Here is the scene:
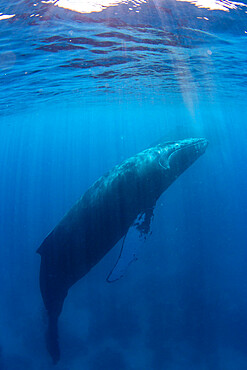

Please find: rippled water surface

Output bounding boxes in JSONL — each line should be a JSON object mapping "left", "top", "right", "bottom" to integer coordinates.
{"left": 1, "top": 0, "right": 247, "bottom": 113}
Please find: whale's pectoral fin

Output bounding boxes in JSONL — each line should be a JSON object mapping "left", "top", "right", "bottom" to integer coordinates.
{"left": 106, "top": 208, "right": 154, "bottom": 283}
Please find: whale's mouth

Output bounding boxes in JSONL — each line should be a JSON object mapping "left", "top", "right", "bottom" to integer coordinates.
{"left": 159, "top": 137, "right": 208, "bottom": 174}
{"left": 168, "top": 138, "right": 208, "bottom": 163}
{"left": 193, "top": 138, "right": 209, "bottom": 153}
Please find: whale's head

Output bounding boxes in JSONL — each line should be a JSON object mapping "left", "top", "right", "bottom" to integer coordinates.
{"left": 158, "top": 138, "right": 208, "bottom": 180}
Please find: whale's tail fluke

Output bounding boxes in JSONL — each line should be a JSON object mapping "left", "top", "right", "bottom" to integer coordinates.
{"left": 46, "top": 314, "right": 60, "bottom": 365}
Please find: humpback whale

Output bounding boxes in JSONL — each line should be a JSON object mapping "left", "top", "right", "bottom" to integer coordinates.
{"left": 37, "top": 138, "right": 208, "bottom": 363}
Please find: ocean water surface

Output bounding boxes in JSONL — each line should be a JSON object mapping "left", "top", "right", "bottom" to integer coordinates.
{"left": 0, "top": 0, "right": 247, "bottom": 369}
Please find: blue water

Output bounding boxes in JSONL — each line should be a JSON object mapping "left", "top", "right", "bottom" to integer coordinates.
{"left": 1, "top": 0, "right": 247, "bottom": 369}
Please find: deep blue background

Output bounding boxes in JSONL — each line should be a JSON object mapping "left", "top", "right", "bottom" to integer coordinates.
{"left": 0, "top": 101, "right": 247, "bottom": 369}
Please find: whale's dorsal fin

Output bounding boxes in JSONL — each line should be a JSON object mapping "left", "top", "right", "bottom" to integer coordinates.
{"left": 106, "top": 208, "right": 154, "bottom": 283}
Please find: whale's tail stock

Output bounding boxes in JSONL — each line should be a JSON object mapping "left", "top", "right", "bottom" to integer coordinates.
{"left": 46, "top": 313, "right": 60, "bottom": 364}
{"left": 38, "top": 243, "right": 68, "bottom": 365}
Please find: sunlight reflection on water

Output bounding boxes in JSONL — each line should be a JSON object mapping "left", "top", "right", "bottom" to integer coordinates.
{"left": 42, "top": 0, "right": 146, "bottom": 14}
{"left": 43, "top": 0, "right": 247, "bottom": 13}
